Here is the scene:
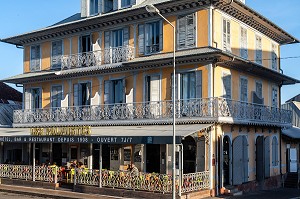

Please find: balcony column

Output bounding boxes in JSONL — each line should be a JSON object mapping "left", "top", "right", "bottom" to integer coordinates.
{"left": 28, "top": 143, "right": 31, "bottom": 165}
{"left": 88, "top": 143, "right": 93, "bottom": 169}
{"left": 50, "top": 143, "right": 53, "bottom": 164}
{"left": 99, "top": 144, "right": 102, "bottom": 188}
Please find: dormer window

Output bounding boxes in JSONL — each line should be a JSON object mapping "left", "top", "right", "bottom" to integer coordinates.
{"left": 90, "top": 0, "right": 99, "bottom": 15}
{"left": 121, "top": 0, "right": 131, "bottom": 8}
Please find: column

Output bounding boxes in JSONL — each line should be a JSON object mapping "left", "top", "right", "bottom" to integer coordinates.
{"left": 99, "top": 144, "right": 102, "bottom": 188}
{"left": 33, "top": 143, "right": 36, "bottom": 181}
{"left": 49, "top": 143, "right": 53, "bottom": 164}
{"left": 0, "top": 142, "right": 3, "bottom": 163}
{"left": 88, "top": 143, "right": 93, "bottom": 169}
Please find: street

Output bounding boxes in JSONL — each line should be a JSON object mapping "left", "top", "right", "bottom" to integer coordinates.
{"left": 210, "top": 188, "right": 300, "bottom": 199}
{"left": 0, "top": 192, "right": 54, "bottom": 199}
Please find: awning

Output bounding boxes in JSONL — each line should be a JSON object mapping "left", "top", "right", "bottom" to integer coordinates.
{"left": 0, "top": 124, "right": 213, "bottom": 144}
{"left": 282, "top": 126, "right": 300, "bottom": 139}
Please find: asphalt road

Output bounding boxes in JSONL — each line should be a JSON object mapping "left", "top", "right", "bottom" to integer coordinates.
{"left": 0, "top": 191, "right": 55, "bottom": 199}
{"left": 210, "top": 188, "right": 300, "bottom": 199}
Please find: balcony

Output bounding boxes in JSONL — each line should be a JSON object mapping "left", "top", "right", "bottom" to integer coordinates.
{"left": 61, "top": 46, "right": 135, "bottom": 70}
{"left": 13, "top": 98, "right": 292, "bottom": 127}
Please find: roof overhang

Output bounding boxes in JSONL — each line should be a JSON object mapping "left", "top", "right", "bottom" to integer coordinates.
{"left": 282, "top": 126, "right": 300, "bottom": 140}
{"left": 0, "top": 0, "right": 298, "bottom": 46}
{"left": 0, "top": 124, "right": 212, "bottom": 144}
{"left": 1, "top": 47, "right": 299, "bottom": 86}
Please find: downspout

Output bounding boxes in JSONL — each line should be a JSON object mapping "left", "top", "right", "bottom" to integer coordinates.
{"left": 279, "top": 82, "right": 283, "bottom": 184}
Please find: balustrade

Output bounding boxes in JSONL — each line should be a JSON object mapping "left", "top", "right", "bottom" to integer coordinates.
{"left": 13, "top": 98, "right": 292, "bottom": 126}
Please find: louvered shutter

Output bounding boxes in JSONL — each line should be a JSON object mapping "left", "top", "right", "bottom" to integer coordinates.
{"left": 195, "top": 70, "right": 202, "bottom": 99}
{"left": 264, "top": 137, "right": 270, "bottom": 178}
{"left": 272, "top": 44, "right": 277, "bottom": 70}
{"left": 104, "top": 31, "right": 110, "bottom": 49}
{"left": 24, "top": 88, "right": 31, "bottom": 110}
{"left": 138, "top": 24, "right": 145, "bottom": 55}
{"left": 240, "top": 78, "right": 248, "bottom": 102}
{"left": 52, "top": 41, "right": 62, "bottom": 69}
{"left": 226, "top": 20, "right": 231, "bottom": 51}
{"left": 122, "top": 79, "right": 126, "bottom": 103}
{"left": 81, "top": 0, "right": 87, "bottom": 17}
{"left": 73, "top": 84, "right": 79, "bottom": 106}
{"left": 255, "top": 82, "right": 262, "bottom": 98}
{"left": 272, "top": 87, "right": 278, "bottom": 107}
{"left": 30, "top": 46, "right": 36, "bottom": 71}
{"left": 113, "top": 0, "right": 118, "bottom": 10}
{"left": 150, "top": 76, "right": 160, "bottom": 102}
{"left": 241, "top": 27, "right": 248, "bottom": 59}
{"left": 256, "top": 35, "right": 262, "bottom": 64}
{"left": 171, "top": 73, "right": 180, "bottom": 100}
{"left": 159, "top": 20, "right": 163, "bottom": 51}
{"left": 223, "top": 19, "right": 231, "bottom": 52}
{"left": 123, "top": 27, "right": 129, "bottom": 46}
{"left": 223, "top": 74, "right": 231, "bottom": 99}
{"left": 177, "top": 15, "right": 186, "bottom": 49}
{"left": 186, "top": 13, "right": 195, "bottom": 48}
{"left": 104, "top": 80, "right": 111, "bottom": 104}
{"left": 223, "top": 19, "right": 227, "bottom": 51}
{"left": 242, "top": 136, "right": 248, "bottom": 183}
{"left": 86, "top": 82, "right": 91, "bottom": 105}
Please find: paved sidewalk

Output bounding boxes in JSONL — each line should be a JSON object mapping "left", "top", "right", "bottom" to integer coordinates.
{"left": 0, "top": 184, "right": 135, "bottom": 199}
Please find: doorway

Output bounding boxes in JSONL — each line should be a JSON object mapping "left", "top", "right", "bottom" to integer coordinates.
{"left": 146, "top": 144, "right": 160, "bottom": 173}
{"left": 53, "top": 143, "right": 62, "bottom": 166}
{"left": 223, "top": 136, "right": 231, "bottom": 185}
{"left": 182, "top": 136, "right": 196, "bottom": 174}
{"left": 289, "top": 148, "right": 298, "bottom": 172}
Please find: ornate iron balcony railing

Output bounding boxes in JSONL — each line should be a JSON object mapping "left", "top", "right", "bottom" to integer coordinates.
{"left": 13, "top": 98, "right": 292, "bottom": 127}
{"left": 61, "top": 46, "right": 135, "bottom": 70}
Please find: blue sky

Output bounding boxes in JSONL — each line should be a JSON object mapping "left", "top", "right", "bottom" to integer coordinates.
{"left": 0, "top": 0, "right": 300, "bottom": 103}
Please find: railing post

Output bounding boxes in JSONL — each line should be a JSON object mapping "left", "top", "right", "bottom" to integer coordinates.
{"left": 54, "top": 166, "right": 58, "bottom": 184}
{"left": 110, "top": 47, "right": 113, "bottom": 63}
{"left": 74, "top": 166, "right": 77, "bottom": 186}
{"left": 99, "top": 144, "right": 102, "bottom": 188}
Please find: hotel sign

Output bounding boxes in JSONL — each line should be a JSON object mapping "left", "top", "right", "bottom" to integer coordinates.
{"left": 30, "top": 126, "right": 91, "bottom": 136}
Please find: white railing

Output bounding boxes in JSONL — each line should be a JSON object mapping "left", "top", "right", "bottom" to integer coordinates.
{"left": 35, "top": 165, "right": 58, "bottom": 182}
{"left": 0, "top": 164, "right": 32, "bottom": 180}
{"left": 61, "top": 46, "right": 135, "bottom": 70}
{"left": 13, "top": 98, "right": 292, "bottom": 126}
{"left": 182, "top": 171, "right": 210, "bottom": 193}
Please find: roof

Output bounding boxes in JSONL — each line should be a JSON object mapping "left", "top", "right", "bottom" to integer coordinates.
{"left": 286, "top": 94, "right": 300, "bottom": 103}
{"left": 0, "top": 82, "right": 22, "bottom": 103}
{"left": 0, "top": 0, "right": 298, "bottom": 46}
{"left": 282, "top": 126, "right": 300, "bottom": 139}
{"left": 1, "top": 47, "right": 299, "bottom": 86}
{"left": 0, "top": 103, "right": 22, "bottom": 126}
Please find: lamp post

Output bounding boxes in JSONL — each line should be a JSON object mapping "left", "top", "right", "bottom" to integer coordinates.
{"left": 146, "top": 5, "right": 177, "bottom": 199}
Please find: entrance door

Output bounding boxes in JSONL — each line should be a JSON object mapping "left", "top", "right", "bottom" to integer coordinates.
{"left": 289, "top": 148, "right": 298, "bottom": 172}
{"left": 223, "top": 136, "right": 231, "bottom": 185}
{"left": 146, "top": 144, "right": 160, "bottom": 173}
{"left": 182, "top": 136, "right": 196, "bottom": 174}
{"left": 256, "top": 136, "right": 264, "bottom": 181}
{"left": 53, "top": 144, "right": 62, "bottom": 166}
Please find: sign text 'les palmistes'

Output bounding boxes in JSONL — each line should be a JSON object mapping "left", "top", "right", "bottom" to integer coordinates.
{"left": 30, "top": 126, "right": 92, "bottom": 136}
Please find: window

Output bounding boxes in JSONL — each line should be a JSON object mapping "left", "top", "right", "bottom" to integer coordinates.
{"left": 255, "top": 81, "right": 262, "bottom": 99}
{"left": 112, "top": 29, "right": 124, "bottom": 47}
{"left": 223, "top": 18, "right": 231, "bottom": 52}
{"left": 80, "top": 35, "right": 92, "bottom": 53}
{"left": 51, "top": 85, "right": 63, "bottom": 108}
{"left": 255, "top": 35, "right": 262, "bottom": 65}
{"left": 181, "top": 72, "right": 196, "bottom": 100}
{"left": 51, "top": 40, "right": 62, "bottom": 69}
{"left": 222, "top": 73, "right": 232, "bottom": 99}
{"left": 74, "top": 83, "right": 91, "bottom": 106}
{"left": 31, "top": 88, "right": 42, "bottom": 109}
{"left": 177, "top": 13, "right": 196, "bottom": 49}
{"left": 271, "top": 43, "right": 278, "bottom": 71}
{"left": 30, "top": 45, "right": 41, "bottom": 71}
{"left": 240, "top": 27, "right": 248, "bottom": 59}
{"left": 104, "top": 79, "right": 125, "bottom": 104}
{"left": 240, "top": 77, "right": 248, "bottom": 102}
{"left": 138, "top": 21, "right": 162, "bottom": 55}
{"left": 272, "top": 136, "right": 278, "bottom": 166}
{"left": 90, "top": 0, "right": 99, "bottom": 15}
{"left": 271, "top": 87, "right": 278, "bottom": 107}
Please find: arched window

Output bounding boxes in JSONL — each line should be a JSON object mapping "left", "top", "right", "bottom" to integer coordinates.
{"left": 272, "top": 136, "right": 279, "bottom": 166}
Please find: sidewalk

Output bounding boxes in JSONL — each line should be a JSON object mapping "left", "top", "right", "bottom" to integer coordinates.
{"left": 0, "top": 184, "right": 133, "bottom": 199}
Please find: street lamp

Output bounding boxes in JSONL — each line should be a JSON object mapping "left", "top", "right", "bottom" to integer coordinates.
{"left": 146, "top": 4, "right": 177, "bottom": 199}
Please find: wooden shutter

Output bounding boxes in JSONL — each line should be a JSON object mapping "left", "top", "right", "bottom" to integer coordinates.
{"left": 138, "top": 24, "right": 145, "bottom": 55}
{"left": 24, "top": 88, "right": 31, "bottom": 110}
{"left": 186, "top": 13, "right": 195, "bottom": 48}
{"left": 240, "top": 78, "right": 248, "bottom": 102}
{"left": 255, "top": 82, "right": 262, "bottom": 98}
{"left": 256, "top": 35, "right": 262, "bottom": 64}
{"left": 86, "top": 82, "right": 91, "bottom": 105}
{"left": 241, "top": 27, "right": 248, "bottom": 59}
{"left": 159, "top": 20, "right": 163, "bottom": 51}
{"left": 171, "top": 73, "right": 180, "bottom": 100}
{"left": 195, "top": 70, "right": 202, "bottom": 99}
{"left": 104, "top": 80, "right": 111, "bottom": 104}
{"left": 272, "top": 87, "right": 278, "bottom": 107}
{"left": 178, "top": 15, "right": 186, "bottom": 49}
{"left": 123, "top": 27, "right": 129, "bottom": 46}
{"left": 272, "top": 44, "right": 277, "bottom": 70}
{"left": 104, "top": 31, "right": 110, "bottom": 49}
{"left": 52, "top": 41, "right": 62, "bottom": 69}
{"left": 113, "top": 0, "right": 118, "bottom": 10}
{"left": 150, "top": 75, "right": 160, "bottom": 102}
{"left": 73, "top": 84, "right": 79, "bottom": 106}
{"left": 223, "top": 73, "right": 231, "bottom": 99}
{"left": 226, "top": 20, "right": 231, "bottom": 51}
